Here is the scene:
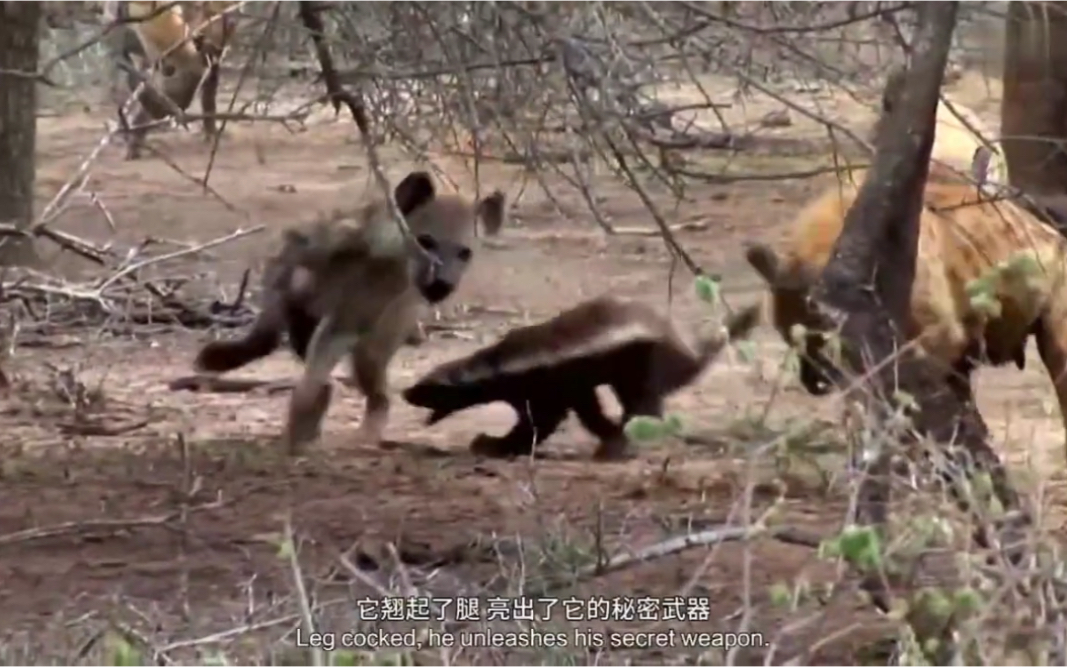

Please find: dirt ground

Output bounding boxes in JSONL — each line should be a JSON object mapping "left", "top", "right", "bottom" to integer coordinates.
{"left": 1, "top": 70, "right": 1063, "bottom": 665}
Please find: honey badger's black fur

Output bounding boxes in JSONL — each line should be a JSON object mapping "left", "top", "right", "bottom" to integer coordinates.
{"left": 402, "top": 296, "right": 763, "bottom": 460}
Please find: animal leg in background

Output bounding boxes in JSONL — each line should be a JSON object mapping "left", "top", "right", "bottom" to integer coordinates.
{"left": 186, "top": 4, "right": 236, "bottom": 141}
{"left": 198, "top": 55, "right": 222, "bottom": 140}
{"left": 283, "top": 314, "right": 358, "bottom": 454}
{"left": 118, "top": 2, "right": 210, "bottom": 160}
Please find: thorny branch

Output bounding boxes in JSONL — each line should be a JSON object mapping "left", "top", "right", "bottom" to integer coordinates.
{"left": 297, "top": 1, "right": 420, "bottom": 250}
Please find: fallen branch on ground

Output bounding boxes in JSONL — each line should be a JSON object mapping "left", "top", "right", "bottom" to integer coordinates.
{"left": 0, "top": 500, "right": 223, "bottom": 547}
{"left": 168, "top": 375, "right": 296, "bottom": 394}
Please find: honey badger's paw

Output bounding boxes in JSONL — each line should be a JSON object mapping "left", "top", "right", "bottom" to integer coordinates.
{"left": 469, "top": 433, "right": 527, "bottom": 459}
{"left": 592, "top": 435, "right": 635, "bottom": 462}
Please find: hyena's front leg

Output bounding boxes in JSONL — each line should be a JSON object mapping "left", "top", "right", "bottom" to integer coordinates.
{"left": 350, "top": 308, "right": 414, "bottom": 445}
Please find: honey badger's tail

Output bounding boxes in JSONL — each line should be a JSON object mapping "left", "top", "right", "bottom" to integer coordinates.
{"left": 693, "top": 301, "right": 763, "bottom": 371}
{"left": 194, "top": 294, "right": 287, "bottom": 374}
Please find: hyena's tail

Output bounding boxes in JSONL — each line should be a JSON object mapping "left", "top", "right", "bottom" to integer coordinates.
{"left": 194, "top": 299, "right": 286, "bottom": 374}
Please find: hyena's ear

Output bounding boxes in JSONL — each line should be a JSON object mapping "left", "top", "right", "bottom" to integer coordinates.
{"left": 477, "top": 190, "right": 507, "bottom": 237}
{"left": 394, "top": 171, "right": 437, "bottom": 216}
{"left": 745, "top": 243, "right": 781, "bottom": 285}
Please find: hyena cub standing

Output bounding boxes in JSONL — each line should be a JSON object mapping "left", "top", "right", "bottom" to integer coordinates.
{"left": 193, "top": 171, "right": 506, "bottom": 454}
{"left": 107, "top": 1, "right": 237, "bottom": 159}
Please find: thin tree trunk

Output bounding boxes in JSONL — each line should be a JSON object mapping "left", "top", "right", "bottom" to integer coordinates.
{"left": 1000, "top": 1, "right": 1067, "bottom": 195}
{"left": 0, "top": 1, "right": 41, "bottom": 266}
{"left": 811, "top": 3, "right": 1031, "bottom": 662}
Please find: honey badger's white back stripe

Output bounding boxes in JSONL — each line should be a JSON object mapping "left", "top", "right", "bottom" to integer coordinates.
{"left": 442, "top": 302, "right": 737, "bottom": 386}
{"left": 448, "top": 320, "right": 663, "bottom": 384}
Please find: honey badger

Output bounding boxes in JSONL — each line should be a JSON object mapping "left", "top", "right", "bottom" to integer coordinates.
{"left": 402, "top": 295, "right": 763, "bottom": 461}
{"left": 193, "top": 170, "right": 506, "bottom": 453}
{"left": 108, "top": 1, "right": 237, "bottom": 160}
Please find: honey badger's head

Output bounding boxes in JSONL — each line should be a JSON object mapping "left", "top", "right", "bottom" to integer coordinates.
{"left": 745, "top": 242, "right": 841, "bottom": 396}
{"left": 402, "top": 358, "right": 493, "bottom": 425}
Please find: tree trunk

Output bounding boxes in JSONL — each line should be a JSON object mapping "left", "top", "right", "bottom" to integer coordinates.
{"left": 1000, "top": 1, "right": 1067, "bottom": 195}
{"left": 811, "top": 3, "right": 1032, "bottom": 661}
{"left": 0, "top": 1, "right": 40, "bottom": 266}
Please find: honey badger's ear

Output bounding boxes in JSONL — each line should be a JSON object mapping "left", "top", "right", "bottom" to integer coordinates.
{"left": 394, "top": 171, "right": 436, "bottom": 216}
{"left": 745, "top": 243, "right": 781, "bottom": 285}
{"left": 477, "top": 190, "right": 507, "bottom": 237}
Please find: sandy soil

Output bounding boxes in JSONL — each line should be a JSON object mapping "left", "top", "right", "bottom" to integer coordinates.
{"left": 0, "top": 69, "right": 1060, "bottom": 665}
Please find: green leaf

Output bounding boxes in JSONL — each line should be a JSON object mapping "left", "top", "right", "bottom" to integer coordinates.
{"left": 694, "top": 275, "right": 721, "bottom": 304}
{"left": 964, "top": 274, "right": 995, "bottom": 300}
{"left": 332, "top": 650, "right": 360, "bottom": 667}
{"left": 277, "top": 535, "right": 296, "bottom": 560}
{"left": 107, "top": 635, "right": 143, "bottom": 667}
{"left": 837, "top": 524, "right": 882, "bottom": 571}
{"left": 624, "top": 416, "right": 672, "bottom": 442}
{"left": 1003, "top": 252, "right": 1040, "bottom": 278}
{"left": 817, "top": 536, "right": 842, "bottom": 560}
{"left": 915, "top": 587, "right": 953, "bottom": 623}
{"left": 953, "top": 586, "right": 982, "bottom": 615}
{"left": 970, "top": 471, "right": 993, "bottom": 498}
{"left": 768, "top": 582, "right": 793, "bottom": 608}
{"left": 663, "top": 413, "right": 684, "bottom": 435}
{"left": 892, "top": 390, "right": 918, "bottom": 412}
{"left": 968, "top": 292, "right": 1002, "bottom": 318}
